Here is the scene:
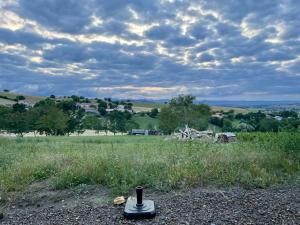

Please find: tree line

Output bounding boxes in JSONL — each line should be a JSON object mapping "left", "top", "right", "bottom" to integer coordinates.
{"left": 0, "top": 97, "right": 139, "bottom": 136}
{"left": 0, "top": 93, "right": 299, "bottom": 136}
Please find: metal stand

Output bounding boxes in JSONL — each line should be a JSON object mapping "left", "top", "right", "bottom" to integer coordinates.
{"left": 124, "top": 186, "right": 156, "bottom": 219}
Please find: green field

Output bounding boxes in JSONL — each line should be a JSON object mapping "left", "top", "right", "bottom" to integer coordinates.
{"left": 0, "top": 98, "right": 15, "bottom": 106}
{"left": 0, "top": 92, "right": 45, "bottom": 103}
{"left": 132, "top": 101, "right": 254, "bottom": 114}
{"left": 0, "top": 133, "right": 299, "bottom": 201}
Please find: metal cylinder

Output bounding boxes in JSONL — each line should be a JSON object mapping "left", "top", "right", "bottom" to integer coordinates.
{"left": 136, "top": 186, "right": 143, "bottom": 207}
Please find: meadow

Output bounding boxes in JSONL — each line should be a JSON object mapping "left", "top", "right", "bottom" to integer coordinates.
{"left": 0, "top": 133, "right": 299, "bottom": 201}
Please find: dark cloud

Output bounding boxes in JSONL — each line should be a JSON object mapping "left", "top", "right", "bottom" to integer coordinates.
{"left": 10, "top": 0, "right": 92, "bottom": 33}
{"left": 0, "top": 0, "right": 299, "bottom": 100}
{"left": 145, "top": 25, "right": 178, "bottom": 40}
{"left": 189, "top": 23, "right": 210, "bottom": 40}
{"left": 198, "top": 53, "right": 214, "bottom": 62}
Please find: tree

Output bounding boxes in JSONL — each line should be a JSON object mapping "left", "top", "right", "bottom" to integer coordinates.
{"left": 36, "top": 107, "right": 68, "bottom": 135}
{"left": 57, "top": 100, "right": 85, "bottom": 134}
{"left": 3, "top": 89, "right": 9, "bottom": 92}
{"left": 236, "top": 122, "right": 255, "bottom": 132}
{"left": 26, "top": 107, "right": 42, "bottom": 135}
{"left": 98, "top": 106, "right": 107, "bottom": 116}
{"left": 57, "top": 100, "right": 77, "bottom": 113}
{"left": 70, "top": 95, "right": 80, "bottom": 102}
{"left": 159, "top": 95, "right": 211, "bottom": 134}
{"left": 6, "top": 112, "right": 29, "bottom": 137}
{"left": 0, "top": 106, "right": 12, "bottom": 131}
{"left": 34, "top": 98, "right": 56, "bottom": 108}
{"left": 50, "top": 94, "right": 56, "bottom": 99}
{"left": 16, "top": 95, "right": 25, "bottom": 101}
{"left": 124, "top": 102, "right": 133, "bottom": 110}
{"left": 108, "top": 111, "right": 127, "bottom": 134}
{"left": 259, "top": 118, "right": 279, "bottom": 132}
{"left": 148, "top": 108, "right": 159, "bottom": 118}
{"left": 83, "top": 116, "right": 103, "bottom": 133}
{"left": 222, "top": 118, "right": 233, "bottom": 132}
{"left": 12, "top": 103, "right": 26, "bottom": 113}
{"left": 159, "top": 106, "right": 178, "bottom": 134}
{"left": 97, "top": 99, "right": 107, "bottom": 108}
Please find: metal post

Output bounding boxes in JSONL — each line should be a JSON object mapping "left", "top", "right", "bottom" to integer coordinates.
{"left": 136, "top": 186, "right": 143, "bottom": 207}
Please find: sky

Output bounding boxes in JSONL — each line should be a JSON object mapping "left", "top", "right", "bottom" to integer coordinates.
{"left": 0, "top": 0, "right": 300, "bottom": 101}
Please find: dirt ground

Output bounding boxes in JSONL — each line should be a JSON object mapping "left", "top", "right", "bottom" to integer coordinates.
{"left": 1, "top": 182, "right": 299, "bottom": 225}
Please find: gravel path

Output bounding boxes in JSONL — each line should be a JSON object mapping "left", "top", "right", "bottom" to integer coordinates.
{"left": 1, "top": 186, "right": 299, "bottom": 225}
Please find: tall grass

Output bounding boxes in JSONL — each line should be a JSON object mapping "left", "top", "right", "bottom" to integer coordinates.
{"left": 0, "top": 133, "right": 299, "bottom": 199}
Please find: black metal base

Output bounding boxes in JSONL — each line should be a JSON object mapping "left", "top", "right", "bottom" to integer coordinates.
{"left": 124, "top": 199, "right": 156, "bottom": 219}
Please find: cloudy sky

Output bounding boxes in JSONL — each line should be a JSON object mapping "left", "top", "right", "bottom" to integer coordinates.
{"left": 0, "top": 0, "right": 299, "bottom": 100}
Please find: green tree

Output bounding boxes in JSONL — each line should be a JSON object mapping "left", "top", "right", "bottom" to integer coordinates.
{"left": 236, "top": 122, "right": 255, "bottom": 132}
{"left": 16, "top": 95, "right": 25, "bottom": 101}
{"left": 148, "top": 108, "right": 159, "bottom": 118}
{"left": 159, "top": 106, "right": 178, "bottom": 134}
{"left": 259, "top": 118, "right": 279, "bottom": 132}
{"left": 222, "top": 118, "right": 233, "bottom": 132}
{"left": 108, "top": 111, "right": 127, "bottom": 135}
{"left": 159, "top": 95, "right": 211, "bottom": 134}
{"left": 36, "top": 107, "right": 68, "bottom": 135}
{"left": 97, "top": 99, "right": 107, "bottom": 108}
{"left": 98, "top": 107, "right": 107, "bottom": 116}
{"left": 0, "top": 106, "right": 12, "bottom": 131}
{"left": 12, "top": 103, "right": 26, "bottom": 113}
{"left": 26, "top": 107, "right": 42, "bottom": 136}
{"left": 6, "top": 112, "right": 29, "bottom": 137}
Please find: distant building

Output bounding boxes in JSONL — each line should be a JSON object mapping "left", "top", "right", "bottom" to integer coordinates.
{"left": 106, "top": 105, "right": 133, "bottom": 113}
{"left": 18, "top": 100, "right": 34, "bottom": 108}
{"left": 76, "top": 103, "right": 98, "bottom": 110}
{"left": 212, "top": 112, "right": 224, "bottom": 119}
{"left": 129, "top": 129, "right": 160, "bottom": 135}
{"left": 274, "top": 116, "right": 283, "bottom": 121}
{"left": 130, "top": 129, "right": 148, "bottom": 135}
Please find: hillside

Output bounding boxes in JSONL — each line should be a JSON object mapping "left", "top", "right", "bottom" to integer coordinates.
{"left": 0, "top": 91, "right": 45, "bottom": 103}
{"left": 0, "top": 92, "right": 254, "bottom": 114}
{"left": 132, "top": 101, "right": 253, "bottom": 114}
{"left": 0, "top": 98, "right": 16, "bottom": 106}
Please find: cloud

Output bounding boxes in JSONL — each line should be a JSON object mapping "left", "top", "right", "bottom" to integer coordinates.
{"left": 0, "top": 0, "right": 299, "bottom": 100}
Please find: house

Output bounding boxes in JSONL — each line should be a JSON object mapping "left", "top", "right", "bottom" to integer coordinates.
{"left": 129, "top": 129, "right": 160, "bottom": 135}
{"left": 106, "top": 104, "right": 133, "bottom": 113}
{"left": 212, "top": 112, "right": 224, "bottom": 119}
{"left": 18, "top": 100, "right": 34, "bottom": 108}
{"left": 130, "top": 129, "right": 148, "bottom": 135}
{"left": 274, "top": 116, "right": 283, "bottom": 121}
{"left": 76, "top": 102, "right": 98, "bottom": 110}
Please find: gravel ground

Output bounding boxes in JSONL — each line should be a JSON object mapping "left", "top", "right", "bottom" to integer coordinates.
{"left": 1, "top": 185, "right": 299, "bottom": 225}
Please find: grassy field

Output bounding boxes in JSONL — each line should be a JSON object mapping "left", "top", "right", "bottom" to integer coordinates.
{"left": 132, "top": 101, "right": 255, "bottom": 114}
{"left": 0, "top": 133, "right": 299, "bottom": 201}
{"left": 210, "top": 106, "right": 255, "bottom": 114}
{"left": 0, "top": 98, "right": 15, "bottom": 106}
{"left": 0, "top": 92, "right": 45, "bottom": 103}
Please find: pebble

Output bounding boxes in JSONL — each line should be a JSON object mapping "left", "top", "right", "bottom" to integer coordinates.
{"left": 1, "top": 187, "right": 299, "bottom": 225}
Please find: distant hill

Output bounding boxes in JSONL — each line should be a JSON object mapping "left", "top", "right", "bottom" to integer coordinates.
{"left": 0, "top": 91, "right": 45, "bottom": 103}
{"left": 131, "top": 101, "right": 253, "bottom": 113}
{"left": 0, "top": 98, "right": 16, "bottom": 106}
